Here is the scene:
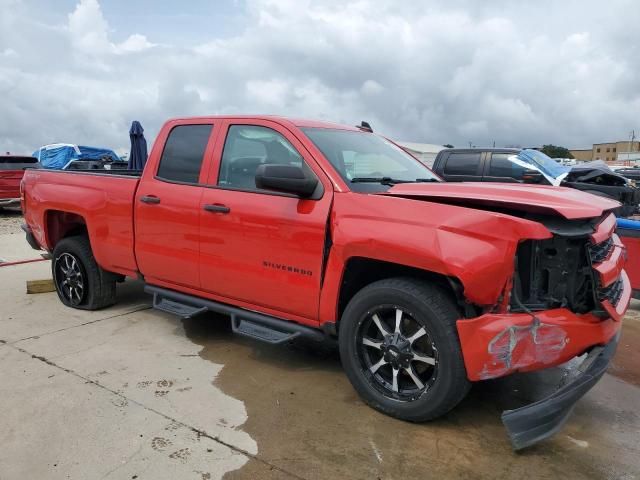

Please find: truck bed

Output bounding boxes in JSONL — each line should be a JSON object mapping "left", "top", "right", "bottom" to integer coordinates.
{"left": 21, "top": 168, "right": 141, "bottom": 277}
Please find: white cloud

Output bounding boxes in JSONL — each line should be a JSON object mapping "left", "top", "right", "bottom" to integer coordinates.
{"left": 361, "top": 80, "right": 384, "bottom": 96}
{"left": 68, "top": 0, "right": 154, "bottom": 56}
{"left": 117, "top": 34, "right": 156, "bottom": 54}
{"left": 67, "top": 0, "right": 112, "bottom": 55}
{"left": 0, "top": 0, "right": 639, "bottom": 155}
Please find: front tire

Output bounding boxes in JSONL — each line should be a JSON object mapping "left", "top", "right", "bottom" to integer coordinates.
{"left": 52, "top": 236, "right": 116, "bottom": 310}
{"left": 339, "top": 278, "right": 470, "bottom": 422}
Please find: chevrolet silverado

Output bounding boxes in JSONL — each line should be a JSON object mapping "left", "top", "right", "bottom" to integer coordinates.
{"left": 21, "top": 116, "right": 630, "bottom": 449}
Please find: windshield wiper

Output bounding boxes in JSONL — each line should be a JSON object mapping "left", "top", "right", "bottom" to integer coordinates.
{"left": 350, "top": 177, "right": 440, "bottom": 185}
{"left": 350, "top": 177, "right": 412, "bottom": 185}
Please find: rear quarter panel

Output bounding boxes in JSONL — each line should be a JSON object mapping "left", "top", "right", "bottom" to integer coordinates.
{"left": 23, "top": 170, "right": 139, "bottom": 276}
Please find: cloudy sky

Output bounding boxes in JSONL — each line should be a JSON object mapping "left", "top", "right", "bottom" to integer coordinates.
{"left": 1, "top": 0, "right": 638, "bottom": 155}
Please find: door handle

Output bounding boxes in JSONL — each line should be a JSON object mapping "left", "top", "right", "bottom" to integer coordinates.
{"left": 203, "top": 203, "right": 230, "bottom": 214}
{"left": 140, "top": 195, "right": 161, "bottom": 204}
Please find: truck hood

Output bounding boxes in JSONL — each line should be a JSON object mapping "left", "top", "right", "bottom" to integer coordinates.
{"left": 380, "top": 182, "right": 620, "bottom": 219}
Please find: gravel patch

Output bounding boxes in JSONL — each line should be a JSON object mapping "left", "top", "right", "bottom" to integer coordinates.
{"left": 0, "top": 209, "right": 24, "bottom": 235}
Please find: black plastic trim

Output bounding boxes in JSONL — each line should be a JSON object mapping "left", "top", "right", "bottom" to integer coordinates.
{"left": 501, "top": 331, "right": 620, "bottom": 450}
{"left": 21, "top": 223, "right": 41, "bottom": 251}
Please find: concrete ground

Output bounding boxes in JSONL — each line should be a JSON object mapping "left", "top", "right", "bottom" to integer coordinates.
{"left": 1, "top": 210, "right": 639, "bottom": 479}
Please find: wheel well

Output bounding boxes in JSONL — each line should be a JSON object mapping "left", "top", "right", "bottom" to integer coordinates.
{"left": 337, "top": 257, "right": 477, "bottom": 323}
{"left": 45, "top": 210, "right": 88, "bottom": 249}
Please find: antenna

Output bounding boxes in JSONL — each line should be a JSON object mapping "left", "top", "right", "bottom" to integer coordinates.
{"left": 357, "top": 121, "right": 373, "bottom": 132}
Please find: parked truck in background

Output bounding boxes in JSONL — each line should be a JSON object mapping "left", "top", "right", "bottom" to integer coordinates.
{"left": 431, "top": 148, "right": 640, "bottom": 217}
{"left": 0, "top": 154, "right": 39, "bottom": 209}
{"left": 21, "top": 116, "right": 630, "bottom": 449}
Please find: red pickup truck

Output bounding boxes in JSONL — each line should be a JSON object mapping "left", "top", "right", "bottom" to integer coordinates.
{"left": 21, "top": 116, "right": 630, "bottom": 449}
{"left": 0, "top": 155, "right": 38, "bottom": 209}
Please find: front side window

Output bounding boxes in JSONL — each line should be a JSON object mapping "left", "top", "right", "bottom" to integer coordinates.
{"left": 302, "top": 128, "right": 437, "bottom": 192}
{"left": 489, "top": 153, "right": 526, "bottom": 179}
{"left": 218, "top": 125, "right": 305, "bottom": 191}
{"left": 156, "top": 125, "right": 213, "bottom": 183}
{"left": 443, "top": 153, "right": 480, "bottom": 176}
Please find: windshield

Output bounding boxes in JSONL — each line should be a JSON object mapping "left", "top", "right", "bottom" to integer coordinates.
{"left": 509, "top": 149, "right": 570, "bottom": 186}
{"left": 302, "top": 128, "right": 439, "bottom": 192}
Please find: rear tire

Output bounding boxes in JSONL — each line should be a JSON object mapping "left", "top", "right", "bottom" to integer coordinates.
{"left": 52, "top": 236, "right": 117, "bottom": 310}
{"left": 339, "top": 277, "right": 470, "bottom": 422}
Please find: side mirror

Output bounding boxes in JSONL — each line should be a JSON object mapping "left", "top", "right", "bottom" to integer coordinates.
{"left": 522, "top": 169, "right": 544, "bottom": 184}
{"left": 255, "top": 164, "right": 318, "bottom": 198}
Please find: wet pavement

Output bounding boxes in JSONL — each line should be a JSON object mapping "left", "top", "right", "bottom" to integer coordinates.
{"left": 182, "top": 309, "right": 640, "bottom": 480}
{"left": 1, "top": 216, "right": 639, "bottom": 479}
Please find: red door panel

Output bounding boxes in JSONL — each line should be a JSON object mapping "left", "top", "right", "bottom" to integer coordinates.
{"left": 199, "top": 189, "right": 331, "bottom": 320}
{"left": 134, "top": 121, "right": 217, "bottom": 289}
{"left": 135, "top": 182, "right": 203, "bottom": 288}
{"left": 199, "top": 119, "right": 333, "bottom": 321}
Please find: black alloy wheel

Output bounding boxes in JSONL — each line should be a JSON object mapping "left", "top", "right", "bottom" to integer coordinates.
{"left": 357, "top": 305, "right": 438, "bottom": 400}
{"left": 51, "top": 235, "right": 117, "bottom": 310}
{"left": 339, "top": 278, "right": 470, "bottom": 422}
{"left": 54, "top": 252, "right": 86, "bottom": 306}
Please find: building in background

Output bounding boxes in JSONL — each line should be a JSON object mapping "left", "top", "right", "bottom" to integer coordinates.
{"left": 570, "top": 140, "right": 640, "bottom": 164}
{"left": 570, "top": 149, "right": 593, "bottom": 162}
{"left": 395, "top": 142, "right": 446, "bottom": 167}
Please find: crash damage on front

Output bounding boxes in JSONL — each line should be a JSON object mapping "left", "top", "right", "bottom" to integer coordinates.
{"left": 455, "top": 211, "right": 630, "bottom": 449}
{"left": 382, "top": 181, "right": 630, "bottom": 448}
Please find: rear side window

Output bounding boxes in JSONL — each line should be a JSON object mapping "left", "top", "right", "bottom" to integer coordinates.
{"left": 443, "top": 153, "right": 480, "bottom": 176}
{"left": 156, "top": 125, "right": 213, "bottom": 183}
{"left": 488, "top": 153, "right": 526, "bottom": 179}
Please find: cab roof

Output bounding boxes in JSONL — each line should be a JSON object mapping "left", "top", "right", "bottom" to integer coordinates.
{"left": 166, "top": 115, "right": 361, "bottom": 131}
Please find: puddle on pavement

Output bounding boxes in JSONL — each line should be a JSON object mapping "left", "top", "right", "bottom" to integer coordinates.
{"left": 181, "top": 311, "right": 640, "bottom": 479}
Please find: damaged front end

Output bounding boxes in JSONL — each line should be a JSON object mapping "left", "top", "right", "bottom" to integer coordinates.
{"left": 456, "top": 212, "right": 630, "bottom": 449}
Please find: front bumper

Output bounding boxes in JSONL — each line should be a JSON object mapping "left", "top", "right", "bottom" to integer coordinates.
{"left": 456, "top": 303, "right": 625, "bottom": 382}
{"left": 0, "top": 197, "right": 20, "bottom": 207}
{"left": 502, "top": 331, "right": 620, "bottom": 450}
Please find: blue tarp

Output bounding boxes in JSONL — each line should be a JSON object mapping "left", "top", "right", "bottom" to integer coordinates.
{"left": 617, "top": 218, "right": 640, "bottom": 231}
{"left": 33, "top": 144, "right": 120, "bottom": 170}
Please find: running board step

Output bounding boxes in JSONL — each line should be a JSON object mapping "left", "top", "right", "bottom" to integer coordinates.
{"left": 146, "top": 285, "right": 326, "bottom": 345}
{"left": 231, "top": 317, "right": 299, "bottom": 344}
{"left": 153, "top": 295, "right": 208, "bottom": 319}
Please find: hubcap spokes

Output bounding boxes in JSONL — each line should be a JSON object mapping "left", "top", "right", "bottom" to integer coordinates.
{"left": 359, "top": 307, "right": 438, "bottom": 398}
{"left": 55, "top": 253, "right": 85, "bottom": 306}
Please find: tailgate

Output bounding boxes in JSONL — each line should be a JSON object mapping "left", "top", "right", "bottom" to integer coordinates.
{"left": 0, "top": 170, "right": 24, "bottom": 199}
